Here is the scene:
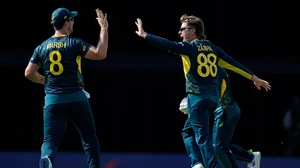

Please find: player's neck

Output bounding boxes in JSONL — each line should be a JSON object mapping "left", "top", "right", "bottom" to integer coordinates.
{"left": 54, "top": 29, "right": 70, "bottom": 37}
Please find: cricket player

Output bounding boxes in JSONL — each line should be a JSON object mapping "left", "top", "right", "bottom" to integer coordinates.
{"left": 24, "top": 7, "right": 108, "bottom": 168}
{"left": 180, "top": 67, "right": 261, "bottom": 168}
{"left": 135, "top": 15, "right": 271, "bottom": 168}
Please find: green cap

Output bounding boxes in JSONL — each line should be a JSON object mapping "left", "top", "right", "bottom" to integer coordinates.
{"left": 51, "top": 8, "right": 78, "bottom": 25}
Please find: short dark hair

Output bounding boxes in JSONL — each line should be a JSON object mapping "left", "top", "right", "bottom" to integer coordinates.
{"left": 52, "top": 17, "right": 73, "bottom": 30}
{"left": 180, "top": 14, "right": 206, "bottom": 40}
{"left": 52, "top": 21, "right": 65, "bottom": 30}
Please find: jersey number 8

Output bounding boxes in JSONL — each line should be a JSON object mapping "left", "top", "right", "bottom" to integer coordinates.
{"left": 49, "top": 50, "right": 82, "bottom": 75}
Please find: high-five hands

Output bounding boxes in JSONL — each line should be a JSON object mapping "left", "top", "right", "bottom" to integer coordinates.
{"left": 135, "top": 18, "right": 147, "bottom": 38}
{"left": 96, "top": 8, "right": 108, "bottom": 29}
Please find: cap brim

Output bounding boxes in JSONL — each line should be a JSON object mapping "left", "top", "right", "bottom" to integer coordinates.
{"left": 70, "top": 11, "right": 78, "bottom": 17}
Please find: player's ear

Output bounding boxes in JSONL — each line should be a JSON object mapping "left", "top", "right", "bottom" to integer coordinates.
{"left": 64, "top": 21, "right": 69, "bottom": 28}
{"left": 191, "top": 29, "right": 196, "bottom": 35}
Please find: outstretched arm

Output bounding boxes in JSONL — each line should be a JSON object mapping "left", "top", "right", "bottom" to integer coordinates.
{"left": 217, "top": 49, "right": 271, "bottom": 91}
{"left": 85, "top": 8, "right": 109, "bottom": 60}
{"left": 135, "top": 18, "right": 191, "bottom": 55}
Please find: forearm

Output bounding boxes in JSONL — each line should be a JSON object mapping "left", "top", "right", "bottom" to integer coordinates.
{"left": 142, "top": 33, "right": 189, "bottom": 54}
{"left": 251, "top": 75, "right": 262, "bottom": 83}
{"left": 144, "top": 34, "right": 173, "bottom": 49}
{"left": 96, "top": 28, "right": 108, "bottom": 58}
{"left": 27, "top": 72, "right": 45, "bottom": 85}
{"left": 218, "top": 58, "right": 254, "bottom": 80}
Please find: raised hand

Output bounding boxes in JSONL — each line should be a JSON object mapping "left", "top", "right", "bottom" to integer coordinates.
{"left": 95, "top": 8, "right": 108, "bottom": 29}
{"left": 135, "top": 18, "right": 147, "bottom": 38}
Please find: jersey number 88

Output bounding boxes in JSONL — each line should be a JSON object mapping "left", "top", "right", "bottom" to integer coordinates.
{"left": 197, "top": 53, "right": 217, "bottom": 77}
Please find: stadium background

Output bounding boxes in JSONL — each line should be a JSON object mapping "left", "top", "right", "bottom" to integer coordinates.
{"left": 0, "top": 0, "right": 299, "bottom": 167}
